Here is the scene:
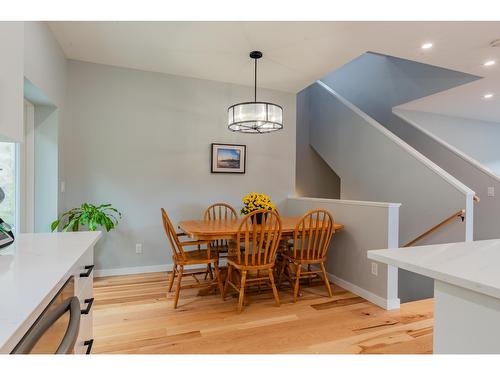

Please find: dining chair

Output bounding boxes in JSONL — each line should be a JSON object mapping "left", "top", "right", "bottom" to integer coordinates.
{"left": 223, "top": 209, "right": 282, "bottom": 313}
{"left": 202, "top": 203, "right": 238, "bottom": 279}
{"left": 161, "top": 208, "right": 224, "bottom": 308}
{"left": 204, "top": 202, "right": 238, "bottom": 256}
{"left": 278, "top": 209, "right": 335, "bottom": 302}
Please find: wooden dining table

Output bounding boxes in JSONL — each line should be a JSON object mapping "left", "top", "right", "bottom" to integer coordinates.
{"left": 178, "top": 216, "right": 344, "bottom": 241}
{"left": 178, "top": 216, "right": 344, "bottom": 295}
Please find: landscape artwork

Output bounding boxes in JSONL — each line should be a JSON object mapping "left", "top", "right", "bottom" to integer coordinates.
{"left": 211, "top": 143, "right": 246, "bottom": 173}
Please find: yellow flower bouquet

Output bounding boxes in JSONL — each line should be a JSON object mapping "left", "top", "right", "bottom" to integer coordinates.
{"left": 241, "top": 192, "right": 275, "bottom": 216}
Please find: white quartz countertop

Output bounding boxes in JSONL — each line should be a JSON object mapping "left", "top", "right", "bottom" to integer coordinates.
{"left": 368, "top": 239, "right": 500, "bottom": 300}
{"left": 0, "top": 232, "right": 102, "bottom": 353}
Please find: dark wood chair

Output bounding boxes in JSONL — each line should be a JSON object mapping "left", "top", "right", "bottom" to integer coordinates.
{"left": 223, "top": 209, "right": 282, "bottom": 313}
{"left": 161, "top": 208, "right": 224, "bottom": 308}
{"left": 278, "top": 209, "right": 335, "bottom": 302}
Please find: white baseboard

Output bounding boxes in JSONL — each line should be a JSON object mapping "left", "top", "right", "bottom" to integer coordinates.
{"left": 326, "top": 272, "right": 400, "bottom": 310}
{"left": 94, "top": 264, "right": 172, "bottom": 277}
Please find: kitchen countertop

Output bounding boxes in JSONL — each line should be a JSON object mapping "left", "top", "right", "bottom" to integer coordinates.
{"left": 368, "top": 239, "right": 500, "bottom": 300}
{"left": 0, "top": 232, "right": 102, "bottom": 353}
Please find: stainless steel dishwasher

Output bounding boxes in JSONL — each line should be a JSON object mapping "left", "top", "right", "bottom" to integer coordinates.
{"left": 11, "top": 277, "right": 81, "bottom": 354}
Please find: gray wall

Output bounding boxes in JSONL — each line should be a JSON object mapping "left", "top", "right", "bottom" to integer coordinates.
{"left": 395, "top": 109, "right": 500, "bottom": 176}
{"left": 296, "top": 90, "right": 341, "bottom": 199}
{"left": 320, "top": 52, "right": 479, "bottom": 137}
{"left": 301, "top": 82, "right": 472, "bottom": 302}
{"left": 394, "top": 109, "right": 500, "bottom": 242}
{"left": 62, "top": 60, "right": 296, "bottom": 271}
{"left": 286, "top": 197, "right": 400, "bottom": 309}
{"left": 316, "top": 52, "right": 479, "bottom": 302}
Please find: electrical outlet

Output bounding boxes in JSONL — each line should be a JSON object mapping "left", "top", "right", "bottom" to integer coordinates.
{"left": 135, "top": 243, "right": 143, "bottom": 254}
{"left": 371, "top": 262, "right": 378, "bottom": 276}
{"left": 60, "top": 181, "right": 66, "bottom": 193}
{"left": 488, "top": 187, "right": 495, "bottom": 197}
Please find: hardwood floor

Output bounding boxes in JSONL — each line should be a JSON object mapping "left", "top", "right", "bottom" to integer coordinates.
{"left": 92, "top": 271, "right": 434, "bottom": 354}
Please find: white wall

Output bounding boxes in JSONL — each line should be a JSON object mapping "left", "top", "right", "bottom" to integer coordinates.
{"left": 24, "top": 22, "right": 67, "bottom": 109}
{"left": 34, "top": 106, "right": 59, "bottom": 232}
{"left": 0, "top": 22, "right": 24, "bottom": 142}
{"left": 0, "top": 22, "right": 67, "bottom": 143}
{"left": 63, "top": 60, "right": 296, "bottom": 271}
{"left": 286, "top": 196, "right": 401, "bottom": 310}
{"left": 24, "top": 22, "right": 68, "bottom": 217}
{"left": 394, "top": 109, "right": 500, "bottom": 177}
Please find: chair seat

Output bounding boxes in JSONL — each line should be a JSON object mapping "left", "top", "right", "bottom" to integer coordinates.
{"left": 281, "top": 251, "right": 326, "bottom": 264}
{"left": 227, "top": 256, "right": 275, "bottom": 270}
{"left": 211, "top": 243, "right": 231, "bottom": 253}
{"left": 174, "top": 249, "right": 218, "bottom": 265}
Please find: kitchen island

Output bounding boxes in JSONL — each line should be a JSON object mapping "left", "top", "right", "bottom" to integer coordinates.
{"left": 0, "top": 232, "right": 102, "bottom": 354}
{"left": 368, "top": 239, "right": 500, "bottom": 354}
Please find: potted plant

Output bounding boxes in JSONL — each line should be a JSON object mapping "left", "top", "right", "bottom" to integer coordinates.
{"left": 241, "top": 192, "right": 275, "bottom": 224}
{"left": 51, "top": 203, "right": 122, "bottom": 232}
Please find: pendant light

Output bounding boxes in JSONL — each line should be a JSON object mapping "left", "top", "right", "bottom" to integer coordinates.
{"left": 228, "top": 51, "right": 283, "bottom": 133}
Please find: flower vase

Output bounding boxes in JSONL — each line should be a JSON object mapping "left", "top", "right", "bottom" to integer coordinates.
{"left": 254, "top": 212, "right": 264, "bottom": 225}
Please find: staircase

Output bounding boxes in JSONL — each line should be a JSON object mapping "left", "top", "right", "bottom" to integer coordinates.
{"left": 297, "top": 52, "right": 478, "bottom": 302}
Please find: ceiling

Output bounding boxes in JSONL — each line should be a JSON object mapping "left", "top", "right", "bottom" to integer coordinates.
{"left": 49, "top": 21, "right": 500, "bottom": 118}
{"left": 395, "top": 76, "right": 500, "bottom": 123}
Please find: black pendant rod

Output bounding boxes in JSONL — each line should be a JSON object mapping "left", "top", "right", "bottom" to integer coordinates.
{"left": 254, "top": 57, "right": 257, "bottom": 102}
{"left": 249, "top": 51, "right": 262, "bottom": 103}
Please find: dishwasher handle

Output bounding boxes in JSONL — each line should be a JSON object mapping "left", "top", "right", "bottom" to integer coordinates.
{"left": 12, "top": 296, "right": 81, "bottom": 354}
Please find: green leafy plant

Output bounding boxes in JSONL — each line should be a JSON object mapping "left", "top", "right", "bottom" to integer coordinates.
{"left": 51, "top": 203, "right": 122, "bottom": 232}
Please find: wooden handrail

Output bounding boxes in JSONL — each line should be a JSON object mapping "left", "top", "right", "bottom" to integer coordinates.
{"left": 403, "top": 195, "right": 479, "bottom": 248}
{"left": 403, "top": 209, "right": 465, "bottom": 248}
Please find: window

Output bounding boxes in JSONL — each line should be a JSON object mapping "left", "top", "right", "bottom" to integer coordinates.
{"left": 0, "top": 142, "right": 17, "bottom": 231}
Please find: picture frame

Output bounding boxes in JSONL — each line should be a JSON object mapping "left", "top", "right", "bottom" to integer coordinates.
{"left": 211, "top": 143, "right": 246, "bottom": 174}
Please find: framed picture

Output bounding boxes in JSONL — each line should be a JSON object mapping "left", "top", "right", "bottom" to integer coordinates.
{"left": 211, "top": 143, "right": 246, "bottom": 174}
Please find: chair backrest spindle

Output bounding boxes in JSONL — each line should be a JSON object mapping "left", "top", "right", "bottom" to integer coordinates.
{"left": 235, "top": 210, "right": 282, "bottom": 267}
{"left": 203, "top": 203, "right": 237, "bottom": 250}
{"left": 204, "top": 203, "right": 237, "bottom": 221}
{"left": 293, "top": 209, "right": 334, "bottom": 261}
{"left": 161, "top": 208, "right": 186, "bottom": 260}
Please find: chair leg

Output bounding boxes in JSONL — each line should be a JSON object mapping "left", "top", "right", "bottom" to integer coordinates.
{"left": 173, "top": 265, "right": 184, "bottom": 309}
{"left": 320, "top": 262, "right": 333, "bottom": 298}
{"left": 204, "top": 264, "right": 214, "bottom": 280}
{"left": 168, "top": 264, "right": 177, "bottom": 292}
{"left": 293, "top": 264, "right": 301, "bottom": 302}
{"left": 213, "top": 261, "right": 224, "bottom": 300}
{"left": 268, "top": 269, "right": 280, "bottom": 307}
{"left": 238, "top": 270, "right": 247, "bottom": 313}
{"left": 223, "top": 264, "right": 233, "bottom": 300}
{"left": 257, "top": 270, "right": 261, "bottom": 293}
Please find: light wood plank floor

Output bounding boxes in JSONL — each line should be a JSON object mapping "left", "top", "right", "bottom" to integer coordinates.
{"left": 93, "top": 271, "right": 434, "bottom": 354}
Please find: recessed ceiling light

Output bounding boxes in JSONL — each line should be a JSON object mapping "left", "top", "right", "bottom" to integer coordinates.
{"left": 484, "top": 60, "right": 496, "bottom": 66}
{"left": 421, "top": 42, "right": 433, "bottom": 50}
{"left": 484, "top": 93, "right": 494, "bottom": 99}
